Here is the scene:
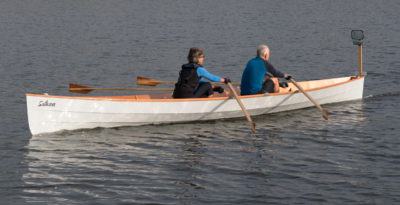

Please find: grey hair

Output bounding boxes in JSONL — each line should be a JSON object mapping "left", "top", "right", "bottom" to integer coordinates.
{"left": 187, "top": 47, "right": 204, "bottom": 64}
{"left": 257, "top": 45, "right": 270, "bottom": 58}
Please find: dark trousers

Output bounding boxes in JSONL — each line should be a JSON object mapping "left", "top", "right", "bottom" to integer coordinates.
{"left": 258, "top": 79, "right": 275, "bottom": 94}
{"left": 194, "top": 82, "right": 214, "bottom": 98}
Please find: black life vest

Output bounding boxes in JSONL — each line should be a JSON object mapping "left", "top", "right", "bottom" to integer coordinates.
{"left": 173, "top": 63, "right": 201, "bottom": 98}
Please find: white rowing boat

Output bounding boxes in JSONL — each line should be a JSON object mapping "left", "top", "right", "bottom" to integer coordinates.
{"left": 26, "top": 31, "right": 366, "bottom": 135}
{"left": 26, "top": 76, "right": 365, "bottom": 135}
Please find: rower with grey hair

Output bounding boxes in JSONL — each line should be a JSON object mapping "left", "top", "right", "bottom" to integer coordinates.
{"left": 240, "top": 44, "right": 291, "bottom": 95}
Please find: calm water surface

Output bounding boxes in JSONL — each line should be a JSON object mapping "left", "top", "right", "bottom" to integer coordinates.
{"left": 1, "top": 0, "right": 400, "bottom": 204}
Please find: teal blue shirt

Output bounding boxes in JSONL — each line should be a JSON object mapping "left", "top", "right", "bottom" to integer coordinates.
{"left": 240, "top": 57, "right": 266, "bottom": 95}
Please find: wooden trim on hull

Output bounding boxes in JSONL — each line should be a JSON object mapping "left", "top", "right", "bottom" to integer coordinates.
{"left": 26, "top": 76, "right": 364, "bottom": 102}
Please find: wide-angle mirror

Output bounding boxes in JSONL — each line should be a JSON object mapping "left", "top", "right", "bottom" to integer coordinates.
{"left": 351, "top": 30, "right": 364, "bottom": 45}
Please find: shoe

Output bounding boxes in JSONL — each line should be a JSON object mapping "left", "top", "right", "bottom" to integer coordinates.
{"left": 279, "top": 82, "right": 288, "bottom": 88}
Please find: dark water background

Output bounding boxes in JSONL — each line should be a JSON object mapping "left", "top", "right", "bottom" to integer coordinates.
{"left": 1, "top": 0, "right": 400, "bottom": 204}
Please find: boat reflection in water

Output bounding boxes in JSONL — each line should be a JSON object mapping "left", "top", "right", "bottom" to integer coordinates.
{"left": 21, "top": 96, "right": 371, "bottom": 203}
{"left": 21, "top": 123, "right": 219, "bottom": 203}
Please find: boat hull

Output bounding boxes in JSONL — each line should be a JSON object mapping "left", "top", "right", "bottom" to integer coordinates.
{"left": 26, "top": 76, "right": 364, "bottom": 135}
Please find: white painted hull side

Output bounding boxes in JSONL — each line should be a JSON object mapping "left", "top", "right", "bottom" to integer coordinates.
{"left": 26, "top": 76, "right": 364, "bottom": 135}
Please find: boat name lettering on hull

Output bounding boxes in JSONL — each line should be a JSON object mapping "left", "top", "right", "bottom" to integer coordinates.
{"left": 38, "top": 100, "right": 56, "bottom": 107}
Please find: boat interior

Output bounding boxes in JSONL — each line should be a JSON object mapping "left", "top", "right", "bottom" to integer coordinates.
{"left": 89, "top": 76, "right": 359, "bottom": 101}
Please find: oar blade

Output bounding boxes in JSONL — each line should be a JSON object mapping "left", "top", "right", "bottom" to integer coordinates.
{"left": 136, "top": 76, "right": 161, "bottom": 87}
{"left": 322, "top": 109, "right": 329, "bottom": 120}
{"left": 251, "top": 122, "right": 256, "bottom": 133}
{"left": 69, "top": 83, "right": 92, "bottom": 94}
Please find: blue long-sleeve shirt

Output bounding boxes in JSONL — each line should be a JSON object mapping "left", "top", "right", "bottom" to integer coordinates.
{"left": 264, "top": 60, "right": 284, "bottom": 78}
{"left": 197, "top": 66, "right": 222, "bottom": 82}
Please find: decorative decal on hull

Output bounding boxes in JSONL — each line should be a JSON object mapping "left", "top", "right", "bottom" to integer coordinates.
{"left": 38, "top": 100, "right": 56, "bottom": 107}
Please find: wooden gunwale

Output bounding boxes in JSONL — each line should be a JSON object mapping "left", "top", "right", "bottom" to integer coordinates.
{"left": 25, "top": 76, "right": 364, "bottom": 102}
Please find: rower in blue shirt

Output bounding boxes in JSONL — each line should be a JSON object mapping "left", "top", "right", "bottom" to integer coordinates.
{"left": 241, "top": 45, "right": 291, "bottom": 95}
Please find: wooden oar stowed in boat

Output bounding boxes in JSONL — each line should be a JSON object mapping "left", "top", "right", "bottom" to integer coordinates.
{"left": 137, "top": 76, "right": 240, "bottom": 87}
{"left": 69, "top": 83, "right": 173, "bottom": 94}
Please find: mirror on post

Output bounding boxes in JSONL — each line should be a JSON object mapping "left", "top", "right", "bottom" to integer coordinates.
{"left": 351, "top": 30, "right": 364, "bottom": 76}
{"left": 351, "top": 30, "right": 364, "bottom": 45}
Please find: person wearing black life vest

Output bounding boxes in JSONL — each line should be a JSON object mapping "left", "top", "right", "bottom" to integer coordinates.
{"left": 173, "top": 47, "right": 231, "bottom": 98}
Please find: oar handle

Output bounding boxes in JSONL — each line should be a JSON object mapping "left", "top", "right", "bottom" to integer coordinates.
{"left": 147, "top": 80, "right": 240, "bottom": 86}
{"left": 226, "top": 82, "right": 256, "bottom": 133}
{"left": 290, "top": 78, "right": 329, "bottom": 120}
{"left": 150, "top": 80, "right": 240, "bottom": 86}
{"left": 214, "top": 82, "right": 240, "bottom": 86}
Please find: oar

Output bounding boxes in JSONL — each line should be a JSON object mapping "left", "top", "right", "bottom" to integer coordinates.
{"left": 137, "top": 76, "right": 241, "bottom": 87}
{"left": 226, "top": 82, "right": 256, "bottom": 133}
{"left": 289, "top": 78, "right": 329, "bottom": 120}
{"left": 69, "top": 83, "right": 173, "bottom": 94}
{"left": 136, "top": 76, "right": 175, "bottom": 86}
